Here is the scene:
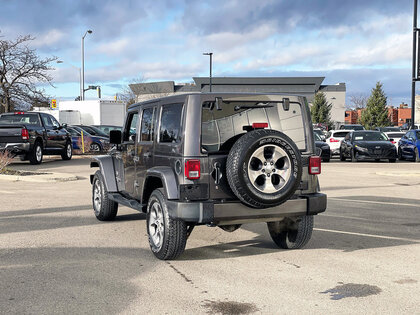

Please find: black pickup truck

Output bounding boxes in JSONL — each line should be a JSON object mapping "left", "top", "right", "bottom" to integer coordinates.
{"left": 0, "top": 111, "right": 73, "bottom": 164}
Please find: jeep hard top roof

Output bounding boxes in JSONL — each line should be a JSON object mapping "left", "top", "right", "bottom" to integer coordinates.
{"left": 128, "top": 92, "right": 306, "bottom": 109}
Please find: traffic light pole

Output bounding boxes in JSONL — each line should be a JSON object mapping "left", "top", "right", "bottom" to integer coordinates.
{"left": 412, "top": 0, "right": 418, "bottom": 129}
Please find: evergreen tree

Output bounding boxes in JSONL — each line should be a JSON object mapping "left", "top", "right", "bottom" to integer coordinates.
{"left": 310, "top": 92, "right": 333, "bottom": 129}
{"left": 359, "top": 81, "right": 390, "bottom": 130}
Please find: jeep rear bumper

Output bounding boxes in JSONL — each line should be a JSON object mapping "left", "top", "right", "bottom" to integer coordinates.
{"left": 166, "top": 193, "right": 327, "bottom": 225}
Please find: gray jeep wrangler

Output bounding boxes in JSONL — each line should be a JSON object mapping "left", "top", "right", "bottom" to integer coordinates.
{"left": 90, "top": 93, "right": 326, "bottom": 260}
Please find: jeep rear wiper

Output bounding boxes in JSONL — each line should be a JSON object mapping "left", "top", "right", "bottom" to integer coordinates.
{"left": 234, "top": 104, "right": 273, "bottom": 111}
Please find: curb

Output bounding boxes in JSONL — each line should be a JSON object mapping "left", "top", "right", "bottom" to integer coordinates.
{"left": 0, "top": 172, "right": 78, "bottom": 183}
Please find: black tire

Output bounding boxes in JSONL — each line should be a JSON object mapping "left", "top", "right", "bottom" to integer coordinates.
{"left": 389, "top": 159, "right": 396, "bottom": 163}
{"left": 375, "top": 159, "right": 380, "bottom": 162}
{"left": 339, "top": 149, "right": 346, "bottom": 161}
{"left": 90, "top": 143, "right": 101, "bottom": 152}
{"left": 322, "top": 157, "right": 330, "bottom": 162}
{"left": 92, "top": 170, "right": 118, "bottom": 221}
{"left": 29, "top": 142, "right": 43, "bottom": 165}
{"left": 147, "top": 189, "right": 187, "bottom": 260}
{"left": 398, "top": 148, "right": 405, "bottom": 160}
{"left": 267, "top": 215, "right": 314, "bottom": 249}
{"left": 415, "top": 148, "right": 420, "bottom": 163}
{"left": 351, "top": 149, "right": 357, "bottom": 162}
{"left": 226, "top": 130, "right": 302, "bottom": 208}
{"left": 61, "top": 142, "right": 73, "bottom": 160}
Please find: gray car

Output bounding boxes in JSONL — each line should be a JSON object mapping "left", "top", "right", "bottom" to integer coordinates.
{"left": 90, "top": 93, "right": 327, "bottom": 260}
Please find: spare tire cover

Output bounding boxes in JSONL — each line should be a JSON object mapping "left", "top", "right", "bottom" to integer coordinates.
{"left": 226, "top": 129, "right": 302, "bottom": 208}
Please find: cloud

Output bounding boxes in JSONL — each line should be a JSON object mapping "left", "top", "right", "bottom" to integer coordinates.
{"left": 1, "top": 0, "right": 415, "bottom": 106}
{"left": 95, "top": 38, "right": 131, "bottom": 56}
{"left": 180, "top": 0, "right": 410, "bottom": 35}
{"left": 32, "top": 29, "right": 66, "bottom": 48}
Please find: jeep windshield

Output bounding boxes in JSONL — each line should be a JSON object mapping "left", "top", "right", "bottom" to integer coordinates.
{"left": 201, "top": 99, "right": 307, "bottom": 153}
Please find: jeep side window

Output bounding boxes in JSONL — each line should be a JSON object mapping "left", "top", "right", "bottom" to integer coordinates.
{"left": 140, "top": 107, "right": 155, "bottom": 142}
{"left": 123, "top": 112, "right": 138, "bottom": 142}
{"left": 159, "top": 103, "right": 183, "bottom": 143}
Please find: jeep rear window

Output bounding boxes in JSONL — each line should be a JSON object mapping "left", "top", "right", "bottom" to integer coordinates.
{"left": 201, "top": 100, "right": 306, "bottom": 153}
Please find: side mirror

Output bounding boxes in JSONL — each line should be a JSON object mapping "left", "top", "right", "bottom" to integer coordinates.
{"left": 110, "top": 130, "right": 122, "bottom": 144}
{"left": 322, "top": 139, "right": 326, "bottom": 142}
{"left": 62, "top": 123, "right": 68, "bottom": 128}
{"left": 389, "top": 138, "right": 394, "bottom": 142}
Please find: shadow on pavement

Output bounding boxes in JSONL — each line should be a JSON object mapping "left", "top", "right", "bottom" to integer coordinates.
{"left": 0, "top": 205, "right": 92, "bottom": 218}
{"left": 0, "top": 208, "right": 145, "bottom": 234}
{"left": 0, "top": 246, "right": 154, "bottom": 314}
{"left": 182, "top": 209, "right": 419, "bottom": 260}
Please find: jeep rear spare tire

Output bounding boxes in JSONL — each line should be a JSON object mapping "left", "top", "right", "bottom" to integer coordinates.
{"left": 226, "top": 129, "right": 302, "bottom": 208}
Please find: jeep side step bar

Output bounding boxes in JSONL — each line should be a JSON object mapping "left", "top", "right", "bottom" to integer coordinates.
{"left": 108, "top": 193, "right": 143, "bottom": 211}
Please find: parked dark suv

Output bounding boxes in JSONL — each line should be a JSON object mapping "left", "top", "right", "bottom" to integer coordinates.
{"left": 0, "top": 111, "right": 72, "bottom": 164}
{"left": 90, "top": 93, "right": 327, "bottom": 260}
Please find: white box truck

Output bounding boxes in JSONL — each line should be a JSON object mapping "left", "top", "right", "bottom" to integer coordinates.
{"left": 58, "top": 100, "right": 126, "bottom": 126}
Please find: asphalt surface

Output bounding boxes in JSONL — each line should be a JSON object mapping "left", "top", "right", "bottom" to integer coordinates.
{"left": 1, "top": 156, "right": 419, "bottom": 314}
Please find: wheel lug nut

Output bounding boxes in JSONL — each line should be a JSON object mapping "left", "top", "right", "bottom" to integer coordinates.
{"left": 267, "top": 173, "right": 270, "bottom": 177}
{"left": 264, "top": 162, "right": 267, "bottom": 166}
{"left": 270, "top": 162, "right": 274, "bottom": 165}
{"left": 262, "top": 169, "right": 265, "bottom": 173}
{"left": 272, "top": 169, "right": 276, "bottom": 172}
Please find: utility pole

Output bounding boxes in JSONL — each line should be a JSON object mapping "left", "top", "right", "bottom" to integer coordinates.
{"left": 412, "top": 0, "right": 418, "bottom": 129}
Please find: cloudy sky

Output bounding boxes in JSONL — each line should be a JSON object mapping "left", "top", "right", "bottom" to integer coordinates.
{"left": 0, "top": 0, "right": 416, "bottom": 105}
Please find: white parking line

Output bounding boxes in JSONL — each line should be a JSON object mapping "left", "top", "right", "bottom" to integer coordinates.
{"left": 0, "top": 190, "right": 14, "bottom": 194}
{"left": 329, "top": 197, "right": 419, "bottom": 208}
{"left": 322, "top": 214, "right": 371, "bottom": 221}
{"left": 314, "top": 228, "right": 420, "bottom": 243}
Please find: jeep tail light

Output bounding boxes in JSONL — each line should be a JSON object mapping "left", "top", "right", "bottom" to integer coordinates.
{"left": 21, "top": 128, "right": 29, "bottom": 140}
{"left": 185, "top": 159, "right": 200, "bottom": 179}
{"left": 329, "top": 138, "right": 340, "bottom": 142}
{"left": 252, "top": 122, "right": 268, "bottom": 129}
{"left": 309, "top": 156, "right": 321, "bottom": 175}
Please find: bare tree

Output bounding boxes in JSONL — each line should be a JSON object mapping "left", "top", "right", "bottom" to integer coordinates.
{"left": 117, "top": 76, "right": 145, "bottom": 107}
{"left": 0, "top": 34, "right": 57, "bottom": 112}
{"left": 348, "top": 92, "right": 368, "bottom": 109}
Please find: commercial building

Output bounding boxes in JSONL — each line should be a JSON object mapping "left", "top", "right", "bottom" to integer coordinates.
{"left": 130, "top": 77, "right": 346, "bottom": 127}
{"left": 345, "top": 103, "right": 412, "bottom": 127}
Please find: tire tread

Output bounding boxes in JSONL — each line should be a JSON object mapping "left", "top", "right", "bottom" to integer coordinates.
{"left": 226, "top": 129, "right": 302, "bottom": 208}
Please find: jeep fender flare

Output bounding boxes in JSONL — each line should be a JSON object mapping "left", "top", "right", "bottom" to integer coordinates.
{"left": 90, "top": 156, "right": 118, "bottom": 192}
{"left": 144, "top": 167, "right": 179, "bottom": 200}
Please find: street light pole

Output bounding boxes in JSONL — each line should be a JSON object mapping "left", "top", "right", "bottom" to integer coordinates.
{"left": 81, "top": 30, "right": 92, "bottom": 101}
{"left": 412, "top": 0, "right": 418, "bottom": 129}
{"left": 203, "top": 52, "right": 213, "bottom": 92}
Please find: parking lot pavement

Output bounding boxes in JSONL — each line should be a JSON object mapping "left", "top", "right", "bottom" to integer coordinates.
{"left": 1, "top": 157, "right": 419, "bottom": 314}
